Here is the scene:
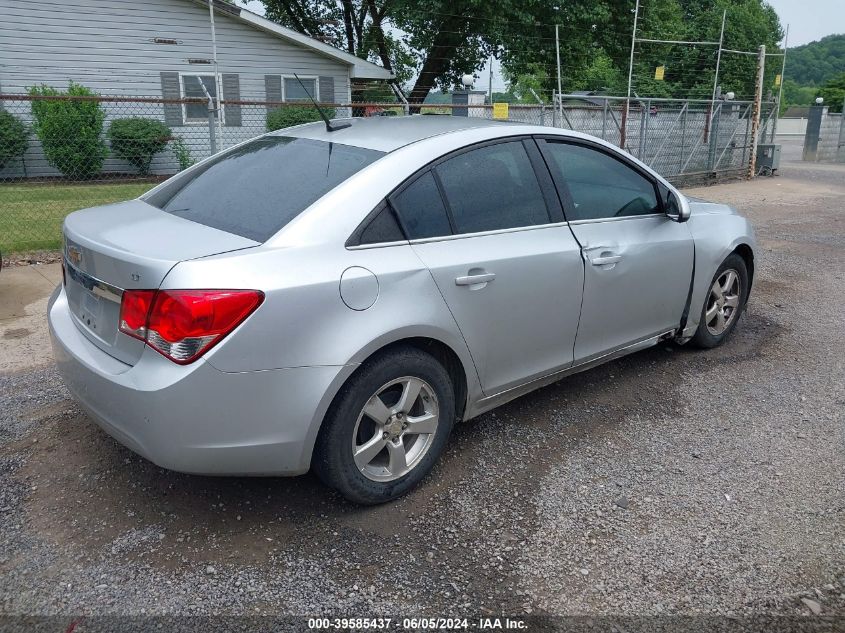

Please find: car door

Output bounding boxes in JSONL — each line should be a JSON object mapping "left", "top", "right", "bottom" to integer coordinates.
{"left": 390, "top": 139, "right": 584, "bottom": 395}
{"left": 538, "top": 138, "right": 694, "bottom": 363}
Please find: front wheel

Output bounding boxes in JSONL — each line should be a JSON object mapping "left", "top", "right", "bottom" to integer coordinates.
{"left": 690, "top": 253, "right": 749, "bottom": 348}
{"left": 313, "top": 346, "right": 455, "bottom": 505}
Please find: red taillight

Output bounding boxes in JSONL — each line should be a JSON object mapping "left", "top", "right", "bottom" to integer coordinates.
{"left": 119, "top": 289, "right": 264, "bottom": 364}
{"left": 119, "top": 290, "right": 156, "bottom": 340}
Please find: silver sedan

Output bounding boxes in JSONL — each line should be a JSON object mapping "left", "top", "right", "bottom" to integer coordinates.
{"left": 48, "top": 116, "right": 755, "bottom": 504}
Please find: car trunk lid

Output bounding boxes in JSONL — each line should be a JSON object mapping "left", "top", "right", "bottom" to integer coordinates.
{"left": 62, "top": 199, "right": 259, "bottom": 366}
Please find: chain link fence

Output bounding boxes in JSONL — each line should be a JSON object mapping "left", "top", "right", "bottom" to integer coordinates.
{"left": 0, "top": 92, "right": 776, "bottom": 253}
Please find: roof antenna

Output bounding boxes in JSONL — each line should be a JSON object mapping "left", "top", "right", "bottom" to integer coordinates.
{"left": 293, "top": 73, "right": 350, "bottom": 132}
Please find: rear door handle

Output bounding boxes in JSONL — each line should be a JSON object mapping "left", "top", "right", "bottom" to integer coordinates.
{"left": 455, "top": 272, "right": 496, "bottom": 286}
{"left": 590, "top": 254, "right": 622, "bottom": 266}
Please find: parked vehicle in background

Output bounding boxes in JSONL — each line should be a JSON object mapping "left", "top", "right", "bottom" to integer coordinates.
{"left": 48, "top": 116, "right": 755, "bottom": 504}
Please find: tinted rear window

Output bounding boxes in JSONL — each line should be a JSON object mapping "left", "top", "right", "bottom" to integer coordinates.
{"left": 147, "top": 136, "right": 384, "bottom": 242}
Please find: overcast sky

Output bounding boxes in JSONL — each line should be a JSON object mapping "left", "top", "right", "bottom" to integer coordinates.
{"left": 235, "top": 0, "right": 842, "bottom": 91}
{"left": 764, "top": 0, "right": 844, "bottom": 46}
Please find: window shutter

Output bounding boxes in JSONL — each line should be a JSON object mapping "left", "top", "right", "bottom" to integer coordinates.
{"left": 160, "top": 72, "right": 183, "bottom": 127}
{"left": 265, "top": 75, "right": 282, "bottom": 116}
{"left": 319, "top": 76, "right": 335, "bottom": 104}
{"left": 222, "top": 73, "right": 241, "bottom": 127}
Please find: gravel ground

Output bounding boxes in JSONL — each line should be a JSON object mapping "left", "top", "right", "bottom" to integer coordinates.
{"left": 0, "top": 159, "right": 843, "bottom": 625}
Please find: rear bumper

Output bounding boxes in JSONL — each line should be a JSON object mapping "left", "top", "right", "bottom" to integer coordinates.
{"left": 48, "top": 286, "right": 354, "bottom": 476}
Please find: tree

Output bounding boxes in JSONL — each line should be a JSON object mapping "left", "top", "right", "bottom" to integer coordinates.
{"left": 500, "top": 0, "right": 782, "bottom": 101}
{"left": 817, "top": 73, "right": 845, "bottom": 113}
{"left": 259, "top": 0, "right": 567, "bottom": 104}
{"left": 784, "top": 34, "right": 845, "bottom": 88}
{"left": 500, "top": 64, "right": 549, "bottom": 103}
{"left": 257, "top": 0, "right": 783, "bottom": 104}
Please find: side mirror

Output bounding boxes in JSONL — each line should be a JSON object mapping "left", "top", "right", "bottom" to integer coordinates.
{"left": 666, "top": 190, "right": 691, "bottom": 223}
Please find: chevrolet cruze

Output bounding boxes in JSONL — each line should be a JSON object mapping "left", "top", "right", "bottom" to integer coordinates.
{"left": 49, "top": 116, "right": 755, "bottom": 504}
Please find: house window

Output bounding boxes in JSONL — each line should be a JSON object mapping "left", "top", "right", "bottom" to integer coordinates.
{"left": 182, "top": 74, "right": 218, "bottom": 121}
{"left": 284, "top": 76, "right": 318, "bottom": 102}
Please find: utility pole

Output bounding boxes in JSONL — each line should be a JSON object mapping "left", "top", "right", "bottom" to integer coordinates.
{"left": 748, "top": 45, "right": 765, "bottom": 179}
{"left": 623, "top": 0, "right": 640, "bottom": 149}
{"left": 488, "top": 54, "right": 494, "bottom": 103}
{"left": 771, "top": 24, "right": 789, "bottom": 142}
{"left": 555, "top": 24, "right": 563, "bottom": 126}
{"left": 208, "top": 0, "right": 224, "bottom": 152}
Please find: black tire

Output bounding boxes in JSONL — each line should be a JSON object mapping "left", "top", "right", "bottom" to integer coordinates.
{"left": 690, "top": 253, "right": 749, "bottom": 349}
{"left": 313, "top": 346, "right": 455, "bottom": 505}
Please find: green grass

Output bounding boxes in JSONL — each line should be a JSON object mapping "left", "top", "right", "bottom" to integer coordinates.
{"left": 0, "top": 181, "right": 156, "bottom": 252}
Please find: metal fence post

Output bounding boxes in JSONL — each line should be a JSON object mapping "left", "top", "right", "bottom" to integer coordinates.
{"left": 679, "top": 102, "right": 687, "bottom": 173}
{"left": 601, "top": 99, "right": 608, "bottom": 140}
{"left": 207, "top": 104, "right": 217, "bottom": 155}
{"left": 741, "top": 104, "right": 751, "bottom": 168}
{"left": 638, "top": 102, "right": 647, "bottom": 158}
{"left": 838, "top": 97, "right": 845, "bottom": 162}
{"left": 708, "top": 102, "right": 721, "bottom": 171}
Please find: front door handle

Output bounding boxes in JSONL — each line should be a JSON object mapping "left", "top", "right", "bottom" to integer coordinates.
{"left": 455, "top": 272, "right": 496, "bottom": 286}
{"left": 584, "top": 246, "right": 622, "bottom": 267}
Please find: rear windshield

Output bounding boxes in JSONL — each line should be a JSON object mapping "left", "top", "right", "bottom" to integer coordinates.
{"left": 146, "top": 136, "right": 384, "bottom": 242}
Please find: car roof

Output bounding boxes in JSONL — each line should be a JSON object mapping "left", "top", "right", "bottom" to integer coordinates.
{"left": 271, "top": 115, "right": 524, "bottom": 152}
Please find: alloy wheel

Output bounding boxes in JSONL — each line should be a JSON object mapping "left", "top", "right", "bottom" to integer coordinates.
{"left": 705, "top": 268, "right": 741, "bottom": 336}
{"left": 352, "top": 377, "right": 440, "bottom": 482}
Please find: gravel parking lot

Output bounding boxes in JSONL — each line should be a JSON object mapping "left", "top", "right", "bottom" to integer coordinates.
{"left": 0, "top": 158, "right": 843, "bottom": 626}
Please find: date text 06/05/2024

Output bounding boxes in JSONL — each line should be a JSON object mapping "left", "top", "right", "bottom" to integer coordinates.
{"left": 306, "top": 617, "right": 528, "bottom": 630}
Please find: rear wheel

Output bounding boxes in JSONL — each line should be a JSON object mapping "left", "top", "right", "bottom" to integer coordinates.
{"left": 313, "top": 346, "right": 455, "bottom": 504}
{"left": 690, "top": 253, "right": 749, "bottom": 348}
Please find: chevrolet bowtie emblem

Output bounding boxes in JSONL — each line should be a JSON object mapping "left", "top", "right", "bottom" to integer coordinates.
{"left": 67, "top": 245, "right": 82, "bottom": 268}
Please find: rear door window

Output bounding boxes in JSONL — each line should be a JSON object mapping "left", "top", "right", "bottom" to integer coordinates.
{"left": 434, "top": 141, "right": 550, "bottom": 234}
{"left": 146, "top": 136, "right": 384, "bottom": 242}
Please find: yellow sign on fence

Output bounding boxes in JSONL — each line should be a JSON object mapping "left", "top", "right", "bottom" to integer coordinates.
{"left": 655, "top": 66, "right": 666, "bottom": 81}
{"left": 775, "top": 74, "right": 782, "bottom": 87}
{"left": 492, "top": 102, "right": 509, "bottom": 120}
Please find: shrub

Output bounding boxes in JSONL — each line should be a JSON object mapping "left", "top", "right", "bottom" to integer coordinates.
{"left": 108, "top": 118, "right": 172, "bottom": 175}
{"left": 0, "top": 110, "right": 28, "bottom": 169}
{"left": 266, "top": 105, "right": 336, "bottom": 131}
{"left": 170, "top": 136, "right": 194, "bottom": 171}
{"left": 28, "top": 81, "right": 107, "bottom": 179}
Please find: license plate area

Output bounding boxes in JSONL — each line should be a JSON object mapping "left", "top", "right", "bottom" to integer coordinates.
{"left": 64, "top": 256, "right": 124, "bottom": 346}
{"left": 80, "top": 288, "right": 103, "bottom": 332}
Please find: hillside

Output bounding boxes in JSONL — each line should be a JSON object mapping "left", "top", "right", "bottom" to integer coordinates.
{"left": 786, "top": 34, "right": 845, "bottom": 87}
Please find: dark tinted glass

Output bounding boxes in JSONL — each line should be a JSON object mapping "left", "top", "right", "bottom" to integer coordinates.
{"left": 149, "top": 137, "right": 384, "bottom": 242}
{"left": 391, "top": 171, "right": 452, "bottom": 239}
{"left": 358, "top": 206, "right": 405, "bottom": 244}
{"left": 183, "top": 76, "right": 217, "bottom": 121}
{"left": 435, "top": 141, "right": 549, "bottom": 234}
{"left": 284, "top": 77, "right": 317, "bottom": 101}
{"left": 544, "top": 142, "right": 659, "bottom": 221}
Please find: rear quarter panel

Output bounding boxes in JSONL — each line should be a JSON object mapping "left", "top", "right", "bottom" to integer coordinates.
{"left": 162, "top": 243, "right": 481, "bottom": 391}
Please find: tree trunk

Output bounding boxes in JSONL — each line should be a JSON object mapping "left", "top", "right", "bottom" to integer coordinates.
{"left": 340, "top": 0, "right": 356, "bottom": 54}
{"left": 366, "top": 0, "right": 393, "bottom": 73}
{"left": 407, "top": 26, "right": 467, "bottom": 111}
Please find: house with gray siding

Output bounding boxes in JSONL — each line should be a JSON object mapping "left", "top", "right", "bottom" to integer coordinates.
{"left": 0, "top": 0, "right": 393, "bottom": 177}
